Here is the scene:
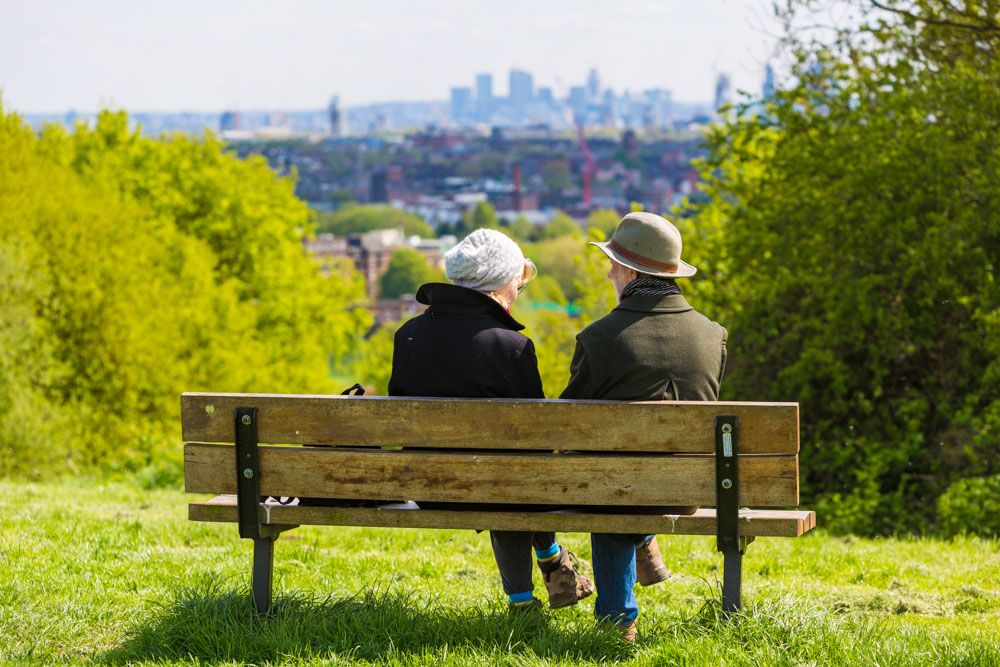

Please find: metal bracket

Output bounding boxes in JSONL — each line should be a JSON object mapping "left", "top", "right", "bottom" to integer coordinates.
{"left": 715, "top": 415, "right": 740, "bottom": 554}
{"left": 235, "top": 407, "right": 266, "bottom": 540}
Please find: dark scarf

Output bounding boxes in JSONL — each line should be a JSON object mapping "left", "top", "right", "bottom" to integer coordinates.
{"left": 620, "top": 274, "right": 682, "bottom": 300}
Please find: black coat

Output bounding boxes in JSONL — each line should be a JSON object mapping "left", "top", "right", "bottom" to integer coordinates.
{"left": 387, "top": 283, "right": 544, "bottom": 399}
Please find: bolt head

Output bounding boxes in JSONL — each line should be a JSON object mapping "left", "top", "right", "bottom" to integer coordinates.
{"left": 243, "top": 468, "right": 254, "bottom": 479}
{"left": 721, "top": 478, "right": 733, "bottom": 489}
{"left": 241, "top": 414, "right": 252, "bottom": 426}
{"left": 721, "top": 423, "right": 733, "bottom": 434}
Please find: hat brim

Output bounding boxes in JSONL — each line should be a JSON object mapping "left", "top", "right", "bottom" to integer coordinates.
{"left": 589, "top": 241, "right": 697, "bottom": 278}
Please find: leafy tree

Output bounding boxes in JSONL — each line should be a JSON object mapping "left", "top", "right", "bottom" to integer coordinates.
{"left": 680, "top": 0, "right": 999, "bottom": 534}
{"left": 0, "top": 106, "right": 371, "bottom": 478}
{"left": 540, "top": 211, "right": 583, "bottom": 240}
{"left": 379, "top": 247, "right": 442, "bottom": 298}
{"left": 507, "top": 215, "right": 535, "bottom": 242}
{"left": 317, "top": 204, "right": 434, "bottom": 238}
{"left": 587, "top": 208, "right": 621, "bottom": 236}
{"left": 459, "top": 201, "right": 501, "bottom": 236}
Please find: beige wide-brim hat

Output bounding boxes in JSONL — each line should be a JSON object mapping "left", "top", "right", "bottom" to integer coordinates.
{"left": 590, "top": 211, "right": 697, "bottom": 278}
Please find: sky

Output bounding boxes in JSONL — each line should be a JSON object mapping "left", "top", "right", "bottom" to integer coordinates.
{"left": 1, "top": 0, "right": 785, "bottom": 113}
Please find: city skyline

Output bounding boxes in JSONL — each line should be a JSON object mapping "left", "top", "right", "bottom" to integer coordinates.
{"left": 2, "top": 0, "right": 783, "bottom": 114}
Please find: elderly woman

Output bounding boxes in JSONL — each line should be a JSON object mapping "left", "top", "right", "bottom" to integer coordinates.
{"left": 387, "top": 229, "right": 592, "bottom": 610}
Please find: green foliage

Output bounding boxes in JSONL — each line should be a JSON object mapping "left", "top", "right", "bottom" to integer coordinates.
{"left": 572, "top": 228, "right": 618, "bottom": 329}
{"left": 507, "top": 214, "right": 535, "bottom": 242}
{"left": 680, "top": 1, "right": 999, "bottom": 533}
{"left": 937, "top": 475, "right": 1000, "bottom": 538}
{"left": 586, "top": 209, "right": 620, "bottom": 236}
{"left": 317, "top": 203, "right": 434, "bottom": 238}
{"left": 539, "top": 211, "right": 583, "bottom": 240}
{"left": 459, "top": 201, "right": 501, "bottom": 236}
{"left": 341, "top": 323, "right": 398, "bottom": 396}
{"left": 379, "top": 247, "right": 442, "bottom": 298}
{"left": 0, "top": 106, "right": 370, "bottom": 477}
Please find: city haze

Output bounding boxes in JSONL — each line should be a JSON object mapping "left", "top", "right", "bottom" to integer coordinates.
{"left": 2, "top": 0, "right": 779, "bottom": 113}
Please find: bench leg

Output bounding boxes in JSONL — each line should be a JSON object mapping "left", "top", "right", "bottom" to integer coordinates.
{"left": 252, "top": 535, "right": 275, "bottom": 614}
{"left": 722, "top": 548, "right": 742, "bottom": 613}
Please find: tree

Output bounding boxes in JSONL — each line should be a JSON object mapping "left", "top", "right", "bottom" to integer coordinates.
{"left": 587, "top": 208, "right": 621, "bottom": 236}
{"left": 459, "top": 201, "right": 501, "bottom": 236}
{"left": 0, "top": 105, "right": 371, "bottom": 478}
{"left": 540, "top": 211, "right": 583, "bottom": 240}
{"left": 680, "top": 0, "right": 1000, "bottom": 534}
{"left": 317, "top": 204, "right": 434, "bottom": 238}
{"left": 507, "top": 215, "right": 535, "bottom": 242}
{"left": 379, "top": 247, "right": 440, "bottom": 298}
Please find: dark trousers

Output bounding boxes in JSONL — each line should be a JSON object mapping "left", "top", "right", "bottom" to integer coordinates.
{"left": 417, "top": 501, "right": 558, "bottom": 596}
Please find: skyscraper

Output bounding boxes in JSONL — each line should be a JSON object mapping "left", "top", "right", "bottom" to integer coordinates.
{"left": 714, "top": 73, "right": 732, "bottom": 112}
{"left": 475, "top": 73, "right": 493, "bottom": 120}
{"left": 587, "top": 68, "right": 600, "bottom": 100}
{"left": 328, "top": 95, "right": 344, "bottom": 137}
{"left": 450, "top": 86, "right": 473, "bottom": 123}
{"left": 762, "top": 64, "right": 776, "bottom": 100}
{"left": 509, "top": 69, "right": 534, "bottom": 105}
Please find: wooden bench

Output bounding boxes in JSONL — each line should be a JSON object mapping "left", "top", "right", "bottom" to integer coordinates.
{"left": 183, "top": 392, "right": 815, "bottom": 615}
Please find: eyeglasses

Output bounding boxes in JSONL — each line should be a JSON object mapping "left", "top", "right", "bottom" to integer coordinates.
{"left": 516, "top": 282, "right": 527, "bottom": 294}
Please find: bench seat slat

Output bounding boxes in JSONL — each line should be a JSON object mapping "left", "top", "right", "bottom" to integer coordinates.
{"left": 189, "top": 495, "right": 816, "bottom": 537}
{"left": 185, "top": 443, "right": 800, "bottom": 507}
{"left": 181, "top": 393, "right": 799, "bottom": 455}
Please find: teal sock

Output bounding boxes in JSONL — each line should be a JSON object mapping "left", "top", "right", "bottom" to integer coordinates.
{"left": 509, "top": 591, "right": 535, "bottom": 606}
{"left": 535, "top": 542, "right": 560, "bottom": 563}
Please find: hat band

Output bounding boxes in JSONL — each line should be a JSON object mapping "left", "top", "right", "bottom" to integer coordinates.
{"left": 608, "top": 240, "right": 678, "bottom": 273}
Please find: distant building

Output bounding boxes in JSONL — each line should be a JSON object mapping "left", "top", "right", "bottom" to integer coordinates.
{"left": 714, "top": 73, "right": 732, "bottom": 113}
{"left": 762, "top": 64, "right": 776, "bottom": 100}
{"left": 450, "top": 86, "right": 473, "bottom": 123}
{"left": 219, "top": 110, "right": 241, "bottom": 132}
{"left": 509, "top": 69, "right": 534, "bottom": 106}
{"left": 306, "top": 229, "right": 452, "bottom": 302}
{"left": 537, "top": 86, "right": 554, "bottom": 104}
{"left": 328, "top": 95, "right": 344, "bottom": 137}
{"left": 370, "top": 171, "right": 389, "bottom": 203}
{"left": 587, "top": 68, "right": 601, "bottom": 100}
{"left": 475, "top": 73, "right": 493, "bottom": 119}
{"left": 569, "top": 86, "right": 587, "bottom": 120}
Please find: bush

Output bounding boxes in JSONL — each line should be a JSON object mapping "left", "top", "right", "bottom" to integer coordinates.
{"left": 937, "top": 475, "right": 1000, "bottom": 538}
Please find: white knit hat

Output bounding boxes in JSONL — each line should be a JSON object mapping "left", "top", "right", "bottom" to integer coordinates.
{"left": 444, "top": 229, "right": 526, "bottom": 293}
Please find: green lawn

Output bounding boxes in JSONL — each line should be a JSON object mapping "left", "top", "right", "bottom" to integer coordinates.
{"left": 1, "top": 480, "right": 997, "bottom": 666}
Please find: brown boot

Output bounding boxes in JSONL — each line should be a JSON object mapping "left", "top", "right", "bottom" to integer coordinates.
{"left": 542, "top": 547, "right": 595, "bottom": 609}
{"left": 618, "top": 621, "right": 637, "bottom": 643}
{"left": 635, "top": 537, "right": 670, "bottom": 587}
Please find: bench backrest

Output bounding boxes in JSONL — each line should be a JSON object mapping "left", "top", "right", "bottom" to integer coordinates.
{"left": 183, "top": 393, "right": 800, "bottom": 508}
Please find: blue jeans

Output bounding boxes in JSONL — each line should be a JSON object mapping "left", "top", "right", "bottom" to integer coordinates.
{"left": 590, "top": 533, "right": 653, "bottom": 625}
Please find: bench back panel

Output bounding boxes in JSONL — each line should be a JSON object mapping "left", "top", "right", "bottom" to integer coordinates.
{"left": 185, "top": 443, "right": 799, "bottom": 507}
{"left": 181, "top": 393, "right": 799, "bottom": 455}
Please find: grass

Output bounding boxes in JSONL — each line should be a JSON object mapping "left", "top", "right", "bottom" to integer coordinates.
{"left": 0, "top": 480, "right": 997, "bottom": 666}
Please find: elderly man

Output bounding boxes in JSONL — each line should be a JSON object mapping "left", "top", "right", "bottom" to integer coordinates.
{"left": 560, "top": 212, "right": 728, "bottom": 641}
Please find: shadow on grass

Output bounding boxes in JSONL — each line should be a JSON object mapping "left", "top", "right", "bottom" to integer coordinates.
{"left": 98, "top": 577, "right": 632, "bottom": 664}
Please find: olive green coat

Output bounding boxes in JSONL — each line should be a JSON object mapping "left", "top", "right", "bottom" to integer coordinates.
{"left": 560, "top": 294, "right": 727, "bottom": 401}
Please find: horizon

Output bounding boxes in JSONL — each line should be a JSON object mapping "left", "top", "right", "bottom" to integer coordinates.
{"left": 2, "top": 0, "right": 784, "bottom": 115}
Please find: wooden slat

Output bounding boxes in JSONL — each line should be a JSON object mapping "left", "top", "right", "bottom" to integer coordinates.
{"left": 189, "top": 495, "right": 816, "bottom": 537}
{"left": 184, "top": 443, "right": 799, "bottom": 507}
{"left": 181, "top": 393, "right": 799, "bottom": 454}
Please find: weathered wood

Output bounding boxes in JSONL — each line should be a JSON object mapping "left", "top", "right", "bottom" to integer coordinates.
{"left": 181, "top": 393, "right": 799, "bottom": 454}
{"left": 185, "top": 443, "right": 799, "bottom": 507}
{"left": 189, "top": 495, "right": 817, "bottom": 537}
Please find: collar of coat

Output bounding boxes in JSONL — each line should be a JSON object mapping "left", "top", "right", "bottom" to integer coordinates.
{"left": 614, "top": 293, "right": 694, "bottom": 314}
{"left": 415, "top": 282, "right": 526, "bottom": 331}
